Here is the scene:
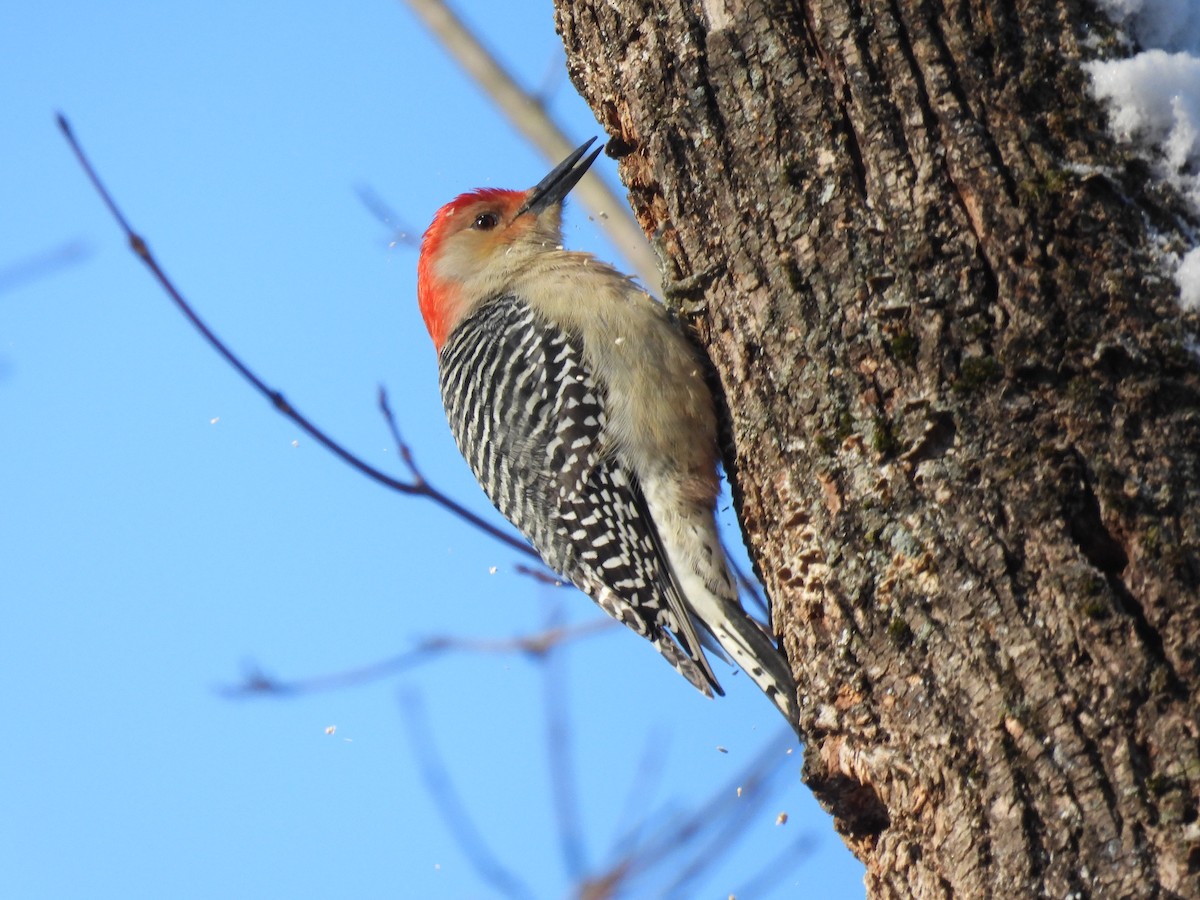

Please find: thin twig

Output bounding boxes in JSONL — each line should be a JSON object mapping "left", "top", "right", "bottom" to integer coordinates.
{"left": 378, "top": 386, "right": 425, "bottom": 486}
{"left": 399, "top": 0, "right": 663, "bottom": 293}
{"left": 539, "top": 603, "right": 588, "bottom": 880}
{"left": 592, "top": 729, "right": 798, "bottom": 897}
{"left": 731, "top": 834, "right": 818, "bottom": 900}
{"left": 220, "top": 619, "right": 617, "bottom": 697}
{"left": 57, "top": 113, "right": 538, "bottom": 560}
{"left": 399, "top": 691, "right": 538, "bottom": 900}
{"left": 513, "top": 563, "right": 565, "bottom": 587}
{"left": 663, "top": 737, "right": 797, "bottom": 899}
{"left": 604, "top": 727, "right": 670, "bottom": 861}
{"left": 355, "top": 183, "right": 420, "bottom": 248}
{"left": 0, "top": 239, "right": 91, "bottom": 295}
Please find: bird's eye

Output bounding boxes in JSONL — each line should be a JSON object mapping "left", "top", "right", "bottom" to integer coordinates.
{"left": 472, "top": 212, "right": 500, "bottom": 230}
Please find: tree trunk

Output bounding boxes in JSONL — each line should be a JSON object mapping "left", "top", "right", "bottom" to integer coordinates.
{"left": 555, "top": 1, "right": 1200, "bottom": 896}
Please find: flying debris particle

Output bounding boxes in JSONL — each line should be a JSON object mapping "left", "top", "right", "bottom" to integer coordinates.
{"left": 717, "top": 745, "right": 728, "bottom": 754}
{"left": 737, "top": 786, "right": 743, "bottom": 798}
{"left": 324, "top": 725, "right": 336, "bottom": 736}
{"left": 489, "top": 566, "right": 498, "bottom": 575}
{"left": 291, "top": 440, "right": 299, "bottom": 448}
{"left": 776, "top": 812, "right": 789, "bottom": 826}
{"left": 209, "top": 417, "right": 220, "bottom": 425}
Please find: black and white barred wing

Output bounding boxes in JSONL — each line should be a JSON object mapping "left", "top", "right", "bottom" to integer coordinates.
{"left": 438, "top": 295, "right": 719, "bottom": 695}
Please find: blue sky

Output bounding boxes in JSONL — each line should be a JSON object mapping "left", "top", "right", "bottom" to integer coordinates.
{"left": 3, "top": 2, "right": 865, "bottom": 896}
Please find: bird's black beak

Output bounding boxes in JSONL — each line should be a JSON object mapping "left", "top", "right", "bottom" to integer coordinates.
{"left": 516, "top": 138, "right": 603, "bottom": 218}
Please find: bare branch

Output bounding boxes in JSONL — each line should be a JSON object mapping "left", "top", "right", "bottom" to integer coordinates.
{"left": 539, "top": 603, "right": 588, "bottom": 880}
{"left": 513, "top": 563, "right": 565, "bottom": 587}
{"left": 356, "top": 184, "right": 420, "bottom": 249}
{"left": 604, "top": 727, "right": 670, "bottom": 861}
{"left": 587, "top": 730, "right": 799, "bottom": 897}
{"left": 399, "top": 691, "right": 538, "bottom": 900}
{"left": 377, "top": 386, "right": 426, "bottom": 487}
{"left": 0, "top": 239, "right": 91, "bottom": 296}
{"left": 731, "top": 833, "right": 819, "bottom": 900}
{"left": 399, "top": 0, "right": 662, "bottom": 293}
{"left": 220, "top": 618, "right": 617, "bottom": 697}
{"left": 57, "top": 113, "right": 538, "bottom": 560}
{"left": 390, "top": 636, "right": 802, "bottom": 900}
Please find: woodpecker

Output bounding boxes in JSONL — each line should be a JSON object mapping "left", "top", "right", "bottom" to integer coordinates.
{"left": 417, "top": 138, "right": 798, "bottom": 727}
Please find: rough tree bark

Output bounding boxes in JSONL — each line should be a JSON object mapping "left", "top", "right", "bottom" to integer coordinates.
{"left": 556, "top": 1, "right": 1199, "bottom": 897}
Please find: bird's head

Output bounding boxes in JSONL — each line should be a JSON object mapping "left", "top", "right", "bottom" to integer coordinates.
{"left": 417, "top": 138, "right": 602, "bottom": 351}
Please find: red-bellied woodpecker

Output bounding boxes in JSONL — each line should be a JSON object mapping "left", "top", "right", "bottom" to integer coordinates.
{"left": 417, "top": 138, "right": 798, "bottom": 727}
